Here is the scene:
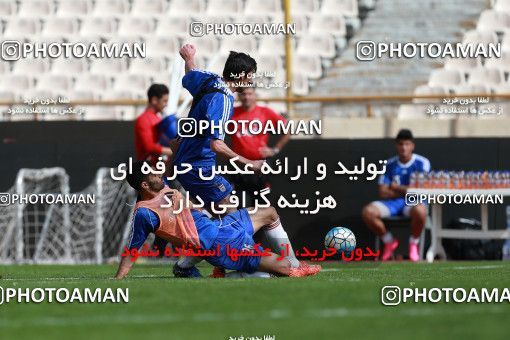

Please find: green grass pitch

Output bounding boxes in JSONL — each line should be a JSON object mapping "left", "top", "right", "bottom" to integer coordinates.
{"left": 1, "top": 261, "right": 509, "bottom": 340}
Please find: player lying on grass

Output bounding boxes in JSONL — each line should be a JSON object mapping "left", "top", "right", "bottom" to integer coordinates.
{"left": 114, "top": 161, "right": 321, "bottom": 279}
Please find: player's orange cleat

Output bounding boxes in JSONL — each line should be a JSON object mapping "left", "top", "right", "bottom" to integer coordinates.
{"left": 298, "top": 261, "right": 322, "bottom": 275}
{"left": 289, "top": 262, "right": 322, "bottom": 277}
{"left": 381, "top": 239, "right": 399, "bottom": 261}
{"left": 409, "top": 243, "right": 420, "bottom": 262}
{"left": 209, "top": 266, "right": 226, "bottom": 278}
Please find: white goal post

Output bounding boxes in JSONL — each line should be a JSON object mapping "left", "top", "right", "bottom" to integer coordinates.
{"left": 0, "top": 167, "right": 136, "bottom": 264}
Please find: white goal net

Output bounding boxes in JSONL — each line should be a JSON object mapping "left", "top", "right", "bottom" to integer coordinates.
{"left": 0, "top": 167, "right": 136, "bottom": 264}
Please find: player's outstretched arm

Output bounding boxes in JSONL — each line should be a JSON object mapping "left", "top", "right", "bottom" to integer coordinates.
{"left": 114, "top": 255, "right": 136, "bottom": 279}
{"left": 179, "top": 44, "right": 196, "bottom": 74}
{"left": 210, "top": 139, "right": 264, "bottom": 172}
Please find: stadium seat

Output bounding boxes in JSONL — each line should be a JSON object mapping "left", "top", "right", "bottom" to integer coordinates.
{"left": 290, "top": 0, "right": 320, "bottom": 14}
{"left": 80, "top": 17, "right": 118, "bottom": 37}
{"left": 293, "top": 54, "right": 323, "bottom": 79}
{"left": 428, "top": 69, "right": 465, "bottom": 90}
{"left": 397, "top": 104, "right": 429, "bottom": 119}
{"left": 452, "top": 84, "right": 491, "bottom": 95}
{"left": 90, "top": 59, "right": 128, "bottom": 75}
{"left": 207, "top": 0, "right": 243, "bottom": 15}
{"left": 42, "top": 17, "right": 80, "bottom": 36}
{"left": 51, "top": 58, "right": 88, "bottom": 75}
{"left": 0, "top": 61, "right": 10, "bottom": 74}
{"left": 118, "top": 17, "right": 156, "bottom": 36}
{"left": 129, "top": 57, "right": 168, "bottom": 74}
{"left": 258, "top": 36, "right": 296, "bottom": 56}
{"left": 145, "top": 36, "right": 180, "bottom": 57}
{"left": 321, "top": 0, "right": 359, "bottom": 17}
{"left": 36, "top": 74, "right": 74, "bottom": 92}
{"left": 0, "top": 75, "right": 35, "bottom": 92}
{"left": 500, "top": 33, "right": 510, "bottom": 52}
{"left": 484, "top": 51, "right": 510, "bottom": 73}
{"left": 12, "top": 59, "right": 50, "bottom": 75}
{"left": 244, "top": 0, "right": 282, "bottom": 16}
{"left": 74, "top": 75, "right": 110, "bottom": 91}
{"left": 309, "top": 14, "right": 347, "bottom": 38}
{"left": 296, "top": 34, "right": 337, "bottom": 59}
{"left": 461, "top": 29, "right": 498, "bottom": 45}
{"left": 219, "top": 36, "right": 258, "bottom": 55}
{"left": 155, "top": 17, "right": 190, "bottom": 37}
{"left": 131, "top": 0, "right": 168, "bottom": 15}
{"left": 239, "top": 15, "right": 273, "bottom": 24}
{"left": 4, "top": 18, "right": 42, "bottom": 36}
{"left": 271, "top": 13, "right": 308, "bottom": 32}
{"left": 412, "top": 85, "right": 447, "bottom": 104}
{"left": 180, "top": 38, "right": 220, "bottom": 58}
{"left": 467, "top": 68, "right": 504, "bottom": 87}
{"left": 477, "top": 10, "right": 510, "bottom": 33}
{"left": 18, "top": 0, "right": 54, "bottom": 17}
{"left": 207, "top": 53, "right": 229, "bottom": 75}
{"left": 291, "top": 72, "right": 309, "bottom": 96}
{"left": 494, "top": 0, "right": 510, "bottom": 12}
{"left": 443, "top": 56, "right": 481, "bottom": 74}
{"left": 168, "top": 0, "right": 206, "bottom": 15}
{"left": 256, "top": 55, "right": 285, "bottom": 77}
{"left": 56, "top": 0, "right": 94, "bottom": 17}
{"left": 0, "top": 0, "right": 17, "bottom": 17}
{"left": 92, "top": 0, "right": 130, "bottom": 16}
{"left": 113, "top": 74, "right": 152, "bottom": 92}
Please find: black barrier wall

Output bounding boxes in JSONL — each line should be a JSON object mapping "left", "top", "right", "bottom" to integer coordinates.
{"left": 1, "top": 122, "right": 509, "bottom": 251}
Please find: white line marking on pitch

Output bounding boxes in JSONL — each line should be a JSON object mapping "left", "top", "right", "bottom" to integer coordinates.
{"left": 451, "top": 265, "right": 504, "bottom": 270}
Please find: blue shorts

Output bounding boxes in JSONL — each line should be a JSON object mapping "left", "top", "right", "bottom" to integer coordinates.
{"left": 205, "top": 208, "right": 262, "bottom": 273}
{"left": 177, "top": 167, "right": 233, "bottom": 204}
{"left": 372, "top": 198, "right": 411, "bottom": 218}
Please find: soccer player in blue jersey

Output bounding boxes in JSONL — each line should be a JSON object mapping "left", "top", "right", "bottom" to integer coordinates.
{"left": 361, "top": 129, "right": 430, "bottom": 262}
{"left": 170, "top": 45, "right": 299, "bottom": 278}
{"left": 114, "top": 161, "right": 321, "bottom": 279}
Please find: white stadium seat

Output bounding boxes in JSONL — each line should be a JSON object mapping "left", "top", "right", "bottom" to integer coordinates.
{"left": 428, "top": 69, "right": 465, "bottom": 90}
{"left": 443, "top": 56, "right": 481, "bottom": 74}
{"left": 12, "top": 59, "right": 50, "bottom": 75}
{"left": 495, "top": 0, "right": 510, "bottom": 12}
{"left": 500, "top": 33, "right": 510, "bottom": 52}
{"left": 291, "top": 0, "right": 320, "bottom": 15}
{"left": 258, "top": 36, "right": 295, "bottom": 56}
{"left": 90, "top": 59, "right": 128, "bottom": 75}
{"left": 131, "top": 0, "right": 167, "bottom": 15}
{"left": 309, "top": 15, "right": 347, "bottom": 38}
{"left": 219, "top": 36, "right": 258, "bottom": 55}
{"left": 56, "top": 0, "right": 94, "bottom": 17}
{"left": 118, "top": 17, "right": 156, "bottom": 36}
{"left": 271, "top": 13, "right": 308, "bottom": 32}
{"left": 207, "top": 54, "right": 229, "bottom": 75}
{"left": 412, "top": 85, "right": 447, "bottom": 104}
{"left": 484, "top": 51, "right": 510, "bottom": 73}
{"left": 321, "top": 0, "right": 358, "bottom": 17}
{"left": 0, "top": 0, "right": 17, "bottom": 17}
{"left": 168, "top": 0, "right": 206, "bottom": 15}
{"left": 92, "top": 0, "right": 130, "bottom": 16}
{"left": 239, "top": 15, "right": 273, "bottom": 24}
{"left": 80, "top": 17, "right": 118, "bottom": 37}
{"left": 467, "top": 68, "right": 504, "bottom": 87}
{"left": 18, "top": 0, "right": 54, "bottom": 17}
{"left": 129, "top": 57, "right": 168, "bottom": 74}
{"left": 113, "top": 74, "right": 152, "bottom": 92}
{"left": 256, "top": 54, "right": 285, "bottom": 80}
{"left": 42, "top": 17, "right": 80, "bottom": 36}
{"left": 0, "top": 75, "right": 35, "bottom": 91}
{"left": 477, "top": 10, "right": 510, "bottom": 33}
{"left": 291, "top": 73, "right": 309, "bottom": 96}
{"left": 145, "top": 36, "right": 180, "bottom": 57}
{"left": 74, "top": 75, "right": 110, "bottom": 91}
{"left": 51, "top": 59, "right": 89, "bottom": 75}
{"left": 4, "top": 18, "right": 42, "bottom": 36}
{"left": 293, "top": 54, "right": 323, "bottom": 79}
{"left": 180, "top": 38, "right": 220, "bottom": 58}
{"left": 397, "top": 104, "right": 429, "bottom": 119}
{"left": 296, "top": 34, "right": 337, "bottom": 59}
{"left": 452, "top": 84, "right": 491, "bottom": 95}
{"left": 207, "top": 0, "right": 243, "bottom": 15}
{"left": 36, "top": 75, "right": 74, "bottom": 91}
{"left": 462, "top": 30, "right": 498, "bottom": 45}
{"left": 156, "top": 17, "right": 190, "bottom": 37}
{"left": 245, "top": 0, "right": 282, "bottom": 15}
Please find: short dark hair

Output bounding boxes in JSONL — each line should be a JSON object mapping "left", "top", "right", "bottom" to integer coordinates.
{"left": 126, "top": 160, "right": 150, "bottom": 191}
{"left": 396, "top": 129, "right": 414, "bottom": 141}
{"left": 222, "top": 51, "right": 257, "bottom": 81}
{"left": 147, "top": 84, "right": 169, "bottom": 101}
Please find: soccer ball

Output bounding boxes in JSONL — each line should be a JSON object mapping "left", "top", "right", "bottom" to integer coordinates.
{"left": 324, "top": 227, "right": 356, "bottom": 253}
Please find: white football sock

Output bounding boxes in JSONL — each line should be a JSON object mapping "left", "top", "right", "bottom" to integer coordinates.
{"left": 409, "top": 236, "right": 420, "bottom": 244}
{"left": 381, "top": 232, "right": 394, "bottom": 244}
{"left": 225, "top": 271, "right": 271, "bottom": 279}
{"left": 264, "top": 218, "right": 300, "bottom": 268}
{"left": 177, "top": 256, "right": 202, "bottom": 268}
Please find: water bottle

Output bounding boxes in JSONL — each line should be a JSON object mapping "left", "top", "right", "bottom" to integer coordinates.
{"left": 503, "top": 206, "right": 510, "bottom": 260}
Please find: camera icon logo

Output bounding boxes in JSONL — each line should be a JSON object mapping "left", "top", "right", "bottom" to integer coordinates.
{"left": 178, "top": 118, "right": 198, "bottom": 137}
{"left": 1, "top": 40, "right": 22, "bottom": 61}
{"left": 190, "top": 22, "right": 205, "bottom": 37}
{"left": 0, "top": 193, "right": 10, "bottom": 206}
{"left": 405, "top": 193, "right": 419, "bottom": 206}
{"left": 381, "top": 286, "right": 401, "bottom": 306}
{"left": 356, "top": 40, "right": 376, "bottom": 61}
